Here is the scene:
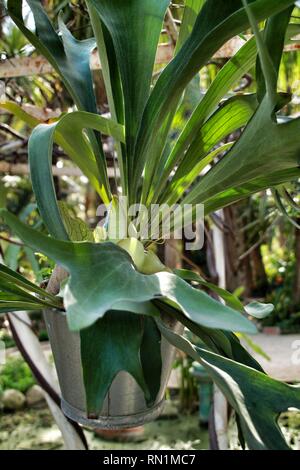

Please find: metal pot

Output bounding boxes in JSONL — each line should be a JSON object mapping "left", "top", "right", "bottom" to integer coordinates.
{"left": 44, "top": 267, "right": 182, "bottom": 429}
{"left": 44, "top": 310, "right": 181, "bottom": 429}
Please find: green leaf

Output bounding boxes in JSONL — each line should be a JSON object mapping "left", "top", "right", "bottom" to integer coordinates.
{"left": 161, "top": 37, "right": 258, "bottom": 187}
{"left": 7, "top": 1, "right": 111, "bottom": 197}
{"left": 186, "top": 3, "right": 297, "bottom": 216}
{"left": 158, "top": 321, "right": 300, "bottom": 450}
{"left": 0, "top": 210, "right": 256, "bottom": 335}
{"left": 0, "top": 264, "right": 61, "bottom": 306}
{"left": 86, "top": 2, "right": 126, "bottom": 192}
{"left": 140, "top": 316, "right": 162, "bottom": 408}
{"left": 161, "top": 94, "right": 258, "bottom": 204}
{"left": 183, "top": 92, "right": 300, "bottom": 213}
{"left": 0, "top": 301, "right": 44, "bottom": 313}
{"left": 7, "top": 0, "right": 97, "bottom": 113}
{"left": 174, "top": 268, "right": 245, "bottom": 311}
{"left": 175, "top": 0, "right": 205, "bottom": 53}
{"left": 153, "top": 20, "right": 298, "bottom": 203}
{"left": 133, "top": 0, "right": 296, "bottom": 203}
{"left": 155, "top": 298, "right": 264, "bottom": 373}
{"left": 58, "top": 203, "right": 94, "bottom": 242}
{"left": 29, "top": 112, "right": 124, "bottom": 239}
{"left": 89, "top": 0, "right": 170, "bottom": 198}
{"left": 255, "top": 5, "right": 293, "bottom": 102}
{"left": 202, "top": 168, "right": 300, "bottom": 214}
{"left": 80, "top": 310, "right": 155, "bottom": 416}
{"left": 244, "top": 301, "right": 274, "bottom": 319}
{"left": 175, "top": 269, "right": 273, "bottom": 320}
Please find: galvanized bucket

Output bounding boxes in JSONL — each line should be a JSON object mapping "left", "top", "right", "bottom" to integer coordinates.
{"left": 44, "top": 267, "right": 181, "bottom": 429}
{"left": 44, "top": 310, "right": 180, "bottom": 429}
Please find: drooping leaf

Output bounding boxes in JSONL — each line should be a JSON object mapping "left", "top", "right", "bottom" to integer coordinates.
{"left": 86, "top": 1, "right": 126, "bottom": 192}
{"left": 80, "top": 311, "right": 154, "bottom": 416}
{"left": 0, "top": 263, "right": 61, "bottom": 307}
{"left": 175, "top": 268, "right": 274, "bottom": 319}
{"left": 155, "top": 298, "right": 264, "bottom": 373}
{"left": 7, "top": 0, "right": 97, "bottom": 113}
{"left": 182, "top": 3, "right": 299, "bottom": 215}
{"left": 140, "top": 316, "right": 162, "bottom": 406}
{"left": 158, "top": 321, "right": 300, "bottom": 450}
{"left": 174, "top": 268, "right": 244, "bottom": 311}
{"left": 0, "top": 210, "right": 256, "bottom": 335}
{"left": 28, "top": 112, "right": 124, "bottom": 239}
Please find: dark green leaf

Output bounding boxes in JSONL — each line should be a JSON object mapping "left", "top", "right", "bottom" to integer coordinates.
{"left": 0, "top": 210, "right": 256, "bottom": 335}
{"left": 134, "top": 0, "right": 295, "bottom": 202}
{"left": 140, "top": 316, "right": 162, "bottom": 406}
{"left": 158, "top": 321, "right": 300, "bottom": 450}
{"left": 7, "top": 0, "right": 97, "bottom": 113}
{"left": 29, "top": 112, "right": 124, "bottom": 239}
{"left": 80, "top": 311, "right": 153, "bottom": 416}
{"left": 89, "top": 0, "right": 170, "bottom": 196}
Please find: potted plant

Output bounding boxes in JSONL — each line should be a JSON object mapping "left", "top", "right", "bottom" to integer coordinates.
{"left": 1, "top": 0, "right": 300, "bottom": 449}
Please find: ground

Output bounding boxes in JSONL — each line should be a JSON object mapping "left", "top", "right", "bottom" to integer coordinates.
{"left": 1, "top": 406, "right": 299, "bottom": 450}
{"left": 0, "top": 407, "right": 209, "bottom": 450}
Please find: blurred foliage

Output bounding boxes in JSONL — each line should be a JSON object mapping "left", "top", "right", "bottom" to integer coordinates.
{"left": 0, "top": 357, "right": 36, "bottom": 394}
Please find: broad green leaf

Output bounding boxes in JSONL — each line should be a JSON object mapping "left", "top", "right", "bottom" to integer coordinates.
{"left": 202, "top": 168, "right": 300, "bottom": 214}
{"left": 0, "top": 210, "right": 256, "bottom": 335}
{"left": 175, "top": 1, "right": 205, "bottom": 53}
{"left": 175, "top": 268, "right": 274, "bottom": 319}
{"left": 159, "top": 37, "right": 258, "bottom": 189}
{"left": 154, "top": 20, "right": 298, "bottom": 200}
{"left": 86, "top": 2, "right": 126, "bottom": 193}
{"left": 174, "top": 268, "right": 245, "bottom": 311}
{"left": 133, "top": 0, "right": 296, "bottom": 203}
{"left": 140, "top": 316, "right": 162, "bottom": 406}
{"left": 162, "top": 94, "right": 258, "bottom": 205}
{"left": 155, "top": 298, "right": 264, "bottom": 372}
{"left": 80, "top": 311, "right": 156, "bottom": 416}
{"left": 256, "top": 6, "right": 293, "bottom": 102}
{"left": 7, "top": 0, "right": 97, "bottom": 113}
{"left": 111, "top": 300, "right": 159, "bottom": 317}
{"left": 89, "top": 0, "right": 170, "bottom": 197}
{"left": 158, "top": 322, "right": 300, "bottom": 450}
{"left": 29, "top": 112, "right": 124, "bottom": 239}
{"left": 183, "top": 94, "right": 300, "bottom": 213}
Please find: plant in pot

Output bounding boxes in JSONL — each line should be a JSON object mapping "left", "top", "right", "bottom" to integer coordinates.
{"left": 1, "top": 0, "right": 300, "bottom": 450}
